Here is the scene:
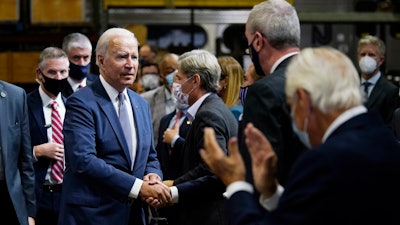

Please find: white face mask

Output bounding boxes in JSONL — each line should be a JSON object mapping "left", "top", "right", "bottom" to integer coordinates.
{"left": 141, "top": 74, "right": 160, "bottom": 90}
{"left": 172, "top": 77, "right": 194, "bottom": 106}
{"left": 358, "top": 56, "right": 377, "bottom": 75}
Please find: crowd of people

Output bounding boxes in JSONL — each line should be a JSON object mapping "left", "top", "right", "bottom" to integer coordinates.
{"left": 1, "top": 0, "right": 400, "bottom": 225}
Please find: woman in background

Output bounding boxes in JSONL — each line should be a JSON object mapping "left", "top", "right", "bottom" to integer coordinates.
{"left": 217, "top": 56, "right": 244, "bottom": 120}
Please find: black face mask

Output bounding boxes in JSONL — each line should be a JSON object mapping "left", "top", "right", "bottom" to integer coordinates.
{"left": 249, "top": 44, "right": 265, "bottom": 76}
{"left": 40, "top": 71, "right": 68, "bottom": 96}
{"left": 69, "top": 62, "right": 90, "bottom": 80}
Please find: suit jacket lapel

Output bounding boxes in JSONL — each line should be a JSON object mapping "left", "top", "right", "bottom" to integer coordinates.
{"left": 366, "top": 76, "right": 384, "bottom": 107}
{"left": 127, "top": 90, "right": 145, "bottom": 175}
{"left": 92, "top": 79, "right": 133, "bottom": 167}
{"left": 28, "top": 90, "right": 48, "bottom": 140}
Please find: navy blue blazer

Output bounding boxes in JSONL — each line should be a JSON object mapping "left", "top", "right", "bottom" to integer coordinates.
{"left": 27, "top": 89, "right": 66, "bottom": 200}
{"left": 0, "top": 81, "right": 36, "bottom": 225}
{"left": 229, "top": 111, "right": 400, "bottom": 225}
{"left": 61, "top": 73, "right": 98, "bottom": 98}
{"left": 156, "top": 110, "right": 190, "bottom": 180}
{"left": 58, "top": 78, "right": 162, "bottom": 225}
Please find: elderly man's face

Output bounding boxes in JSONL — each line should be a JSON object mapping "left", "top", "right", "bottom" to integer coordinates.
{"left": 99, "top": 36, "right": 139, "bottom": 92}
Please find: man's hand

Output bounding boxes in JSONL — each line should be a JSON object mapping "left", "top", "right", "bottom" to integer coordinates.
{"left": 163, "top": 180, "right": 174, "bottom": 187}
{"left": 143, "top": 173, "right": 162, "bottom": 185}
{"left": 140, "top": 180, "right": 172, "bottom": 208}
{"left": 34, "top": 142, "right": 64, "bottom": 161}
{"left": 28, "top": 216, "right": 35, "bottom": 225}
{"left": 245, "top": 123, "right": 278, "bottom": 198}
{"left": 163, "top": 122, "right": 179, "bottom": 144}
{"left": 200, "top": 127, "right": 245, "bottom": 186}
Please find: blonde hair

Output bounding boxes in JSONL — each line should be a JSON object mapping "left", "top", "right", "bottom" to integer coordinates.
{"left": 218, "top": 56, "right": 244, "bottom": 107}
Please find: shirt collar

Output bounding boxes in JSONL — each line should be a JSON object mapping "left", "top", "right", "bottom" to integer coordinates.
{"left": 186, "top": 92, "right": 212, "bottom": 121}
{"left": 322, "top": 105, "right": 367, "bottom": 143}
{"left": 361, "top": 71, "right": 381, "bottom": 85}
{"left": 270, "top": 52, "right": 299, "bottom": 74}
{"left": 39, "top": 85, "right": 63, "bottom": 107}
{"left": 99, "top": 74, "right": 127, "bottom": 103}
{"left": 68, "top": 77, "right": 87, "bottom": 91}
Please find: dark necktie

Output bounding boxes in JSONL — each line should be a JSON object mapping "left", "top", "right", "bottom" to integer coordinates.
{"left": 50, "top": 101, "right": 64, "bottom": 183}
{"left": 118, "top": 93, "right": 133, "bottom": 163}
{"left": 363, "top": 82, "right": 371, "bottom": 97}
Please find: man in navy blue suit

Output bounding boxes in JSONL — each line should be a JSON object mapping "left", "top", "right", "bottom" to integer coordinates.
{"left": 201, "top": 47, "right": 400, "bottom": 225}
{"left": 61, "top": 32, "right": 98, "bottom": 98}
{"left": 58, "top": 28, "right": 171, "bottom": 225}
{"left": 27, "top": 47, "right": 69, "bottom": 225}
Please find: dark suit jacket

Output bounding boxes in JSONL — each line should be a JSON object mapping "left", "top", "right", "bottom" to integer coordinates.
{"left": 229, "top": 111, "right": 400, "bottom": 225}
{"left": 156, "top": 110, "right": 190, "bottom": 180}
{"left": 365, "top": 74, "right": 400, "bottom": 127}
{"left": 61, "top": 73, "right": 98, "bottom": 98}
{"left": 58, "top": 78, "right": 162, "bottom": 225}
{"left": 27, "top": 89, "right": 66, "bottom": 212}
{"left": 240, "top": 56, "right": 306, "bottom": 187}
{"left": 0, "top": 81, "right": 36, "bottom": 225}
{"left": 173, "top": 93, "right": 238, "bottom": 225}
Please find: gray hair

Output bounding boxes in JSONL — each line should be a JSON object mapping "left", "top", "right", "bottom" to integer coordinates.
{"left": 286, "top": 47, "right": 363, "bottom": 114}
{"left": 62, "top": 33, "right": 92, "bottom": 54}
{"left": 247, "top": 0, "right": 300, "bottom": 49}
{"left": 357, "top": 35, "right": 386, "bottom": 57}
{"left": 178, "top": 49, "right": 221, "bottom": 93}
{"left": 95, "top": 28, "right": 139, "bottom": 65}
{"left": 38, "top": 47, "right": 68, "bottom": 70}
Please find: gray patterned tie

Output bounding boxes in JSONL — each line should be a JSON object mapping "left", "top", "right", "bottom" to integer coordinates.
{"left": 118, "top": 93, "right": 133, "bottom": 162}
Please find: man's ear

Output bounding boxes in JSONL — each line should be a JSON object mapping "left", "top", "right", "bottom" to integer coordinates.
{"left": 297, "top": 88, "right": 312, "bottom": 111}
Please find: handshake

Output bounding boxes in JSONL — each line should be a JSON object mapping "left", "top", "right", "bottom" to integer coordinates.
{"left": 139, "top": 173, "right": 174, "bottom": 208}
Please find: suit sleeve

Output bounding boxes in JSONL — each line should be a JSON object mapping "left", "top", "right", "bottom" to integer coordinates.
{"left": 174, "top": 108, "right": 235, "bottom": 203}
{"left": 19, "top": 89, "right": 36, "bottom": 217}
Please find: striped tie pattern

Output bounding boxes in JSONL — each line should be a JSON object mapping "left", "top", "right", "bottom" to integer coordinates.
{"left": 51, "top": 101, "right": 64, "bottom": 183}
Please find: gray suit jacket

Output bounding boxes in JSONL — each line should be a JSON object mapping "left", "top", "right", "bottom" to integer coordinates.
{"left": 141, "top": 85, "right": 175, "bottom": 144}
{"left": 0, "top": 81, "right": 36, "bottom": 225}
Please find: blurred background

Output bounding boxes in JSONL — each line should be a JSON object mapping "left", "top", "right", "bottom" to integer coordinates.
{"left": 1, "top": 0, "right": 400, "bottom": 91}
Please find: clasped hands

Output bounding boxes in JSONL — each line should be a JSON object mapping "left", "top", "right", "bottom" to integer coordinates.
{"left": 139, "top": 173, "right": 173, "bottom": 208}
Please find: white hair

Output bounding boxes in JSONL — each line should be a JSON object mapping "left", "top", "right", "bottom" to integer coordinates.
{"left": 95, "top": 28, "right": 138, "bottom": 66}
{"left": 286, "top": 47, "right": 363, "bottom": 114}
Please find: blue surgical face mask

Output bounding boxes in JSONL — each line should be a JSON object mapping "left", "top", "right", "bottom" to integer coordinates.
{"left": 165, "top": 70, "right": 177, "bottom": 87}
{"left": 291, "top": 104, "right": 311, "bottom": 149}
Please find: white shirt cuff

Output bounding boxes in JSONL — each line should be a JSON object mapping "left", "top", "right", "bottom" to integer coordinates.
{"left": 170, "top": 186, "right": 179, "bottom": 203}
{"left": 224, "top": 181, "right": 254, "bottom": 199}
{"left": 128, "top": 178, "right": 143, "bottom": 199}
{"left": 170, "top": 135, "right": 180, "bottom": 148}
{"left": 259, "top": 184, "right": 284, "bottom": 211}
